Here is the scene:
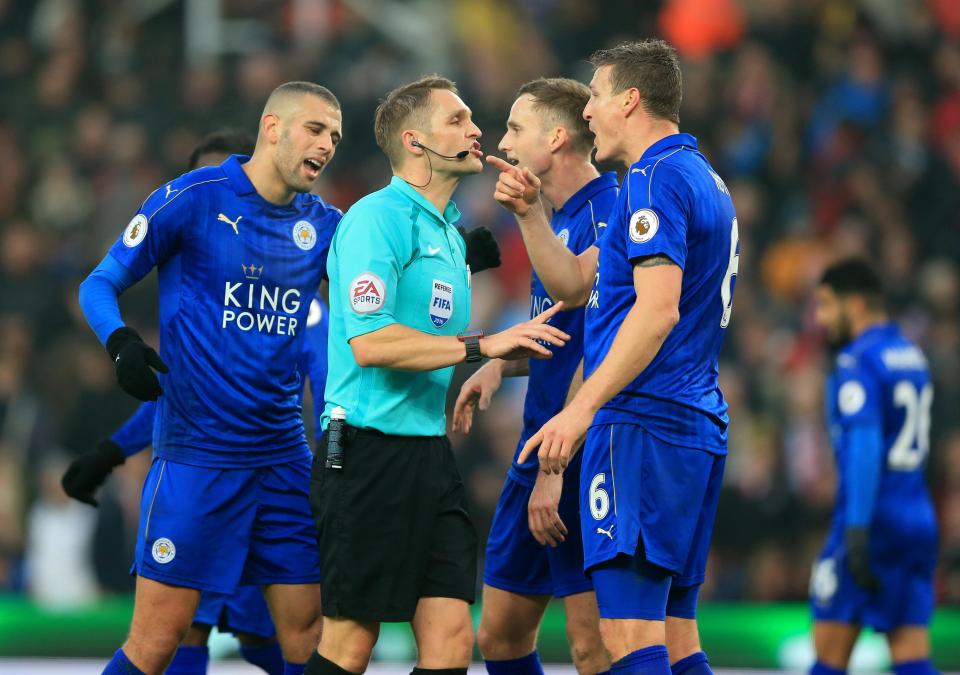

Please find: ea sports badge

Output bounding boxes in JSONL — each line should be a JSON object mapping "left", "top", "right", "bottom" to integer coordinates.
{"left": 350, "top": 272, "right": 386, "bottom": 313}
{"left": 152, "top": 537, "right": 176, "bottom": 564}
{"left": 123, "top": 214, "right": 148, "bottom": 248}
{"left": 292, "top": 220, "right": 317, "bottom": 251}
{"left": 429, "top": 279, "right": 454, "bottom": 327}
{"left": 629, "top": 209, "right": 659, "bottom": 244}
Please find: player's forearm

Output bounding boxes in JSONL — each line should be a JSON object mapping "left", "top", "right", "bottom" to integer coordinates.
{"left": 350, "top": 323, "right": 468, "bottom": 371}
{"left": 78, "top": 254, "right": 137, "bottom": 346}
{"left": 111, "top": 401, "right": 156, "bottom": 457}
{"left": 569, "top": 299, "right": 678, "bottom": 415}
{"left": 500, "top": 359, "right": 529, "bottom": 377}
{"left": 844, "top": 423, "right": 886, "bottom": 527}
{"left": 563, "top": 360, "right": 584, "bottom": 406}
{"left": 516, "top": 206, "right": 590, "bottom": 305}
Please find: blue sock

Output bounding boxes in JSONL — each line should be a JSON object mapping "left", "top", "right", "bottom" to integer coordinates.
{"left": 241, "top": 642, "right": 285, "bottom": 675}
{"left": 894, "top": 659, "right": 938, "bottom": 675}
{"left": 484, "top": 651, "right": 545, "bottom": 675}
{"left": 671, "top": 652, "right": 711, "bottom": 675}
{"left": 810, "top": 661, "right": 846, "bottom": 675}
{"left": 166, "top": 645, "right": 209, "bottom": 674}
{"left": 102, "top": 649, "right": 146, "bottom": 675}
{"left": 612, "top": 645, "right": 670, "bottom": 675}
{"left": 285, "top": 662, "right": 306, "bottom": 675}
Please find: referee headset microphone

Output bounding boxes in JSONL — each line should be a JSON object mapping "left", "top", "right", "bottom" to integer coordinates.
{"left": 405, "top": 138, "right": 470, "bottom": 188}
{"left": 411, "top": 139, "right": 470, "bottom": 160}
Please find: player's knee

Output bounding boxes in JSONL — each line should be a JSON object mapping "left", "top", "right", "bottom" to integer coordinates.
{"left": 477, "top": 614, "right": 536, "bottom": 659}
{"left": 276, "top": 615, "right": 323, "bottom": 662}
{"left": 566, "top": 618, "right": 604, "bottom": 668}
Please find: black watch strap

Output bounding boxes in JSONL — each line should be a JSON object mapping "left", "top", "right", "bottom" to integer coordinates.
{"left": 463, "top": 335, "right": 482, "bottom": 363}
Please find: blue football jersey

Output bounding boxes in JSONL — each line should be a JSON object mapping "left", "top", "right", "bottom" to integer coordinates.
{"left": 585, "top": 134, "right": 738, "bottom": 453}
{"left": 825, "top": 323, "right": 937, "bottom": 564}
{"left": 512, "top": 173, "right": 618, "bottom": 484}
{"left": 106, "top": 155, "right": 341, "bottom": 468}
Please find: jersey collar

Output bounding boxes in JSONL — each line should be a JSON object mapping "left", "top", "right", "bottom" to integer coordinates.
{"left": 222, "top": 155, "right": 257, "bottom": 196}
{"left": 640, "top": 133, "right": 698, "bottom": 160}
{"left": 389, "top": 176, "right": 462, "bottom": 227}
{"left": 557, "top": 172, "right": 619, "bottom": 215}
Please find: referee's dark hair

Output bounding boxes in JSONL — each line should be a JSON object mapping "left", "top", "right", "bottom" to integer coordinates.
{"left": 589, "top": 39, "right": 682, "bottom": 125}
{"left": 374, "top": 75, "right": 458, "bottom": 168}
{"left": 516, "top": 77, "right": 595, "bottom": 155}
{"left": 820, "top": 258, "right": 885, "bottom": 310}
{"left": 187, "top": 129, "right": 255, "bottom": 170}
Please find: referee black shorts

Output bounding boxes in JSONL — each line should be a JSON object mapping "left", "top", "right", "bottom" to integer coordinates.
{"left": 310, "top": 426, "right": 478, "bottom": 622}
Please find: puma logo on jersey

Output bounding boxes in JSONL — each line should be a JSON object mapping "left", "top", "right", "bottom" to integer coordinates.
{"left": 218, "top": 213, "right": 242, "bottom": 235}
{"left": 596, "top": 526, "right": 614, "bottom": 540}
{"left": 632, "top": 165, "right": 651, "bottom": 176}
{"left": 165, "top": 185, "right": 178, "bottom": 199}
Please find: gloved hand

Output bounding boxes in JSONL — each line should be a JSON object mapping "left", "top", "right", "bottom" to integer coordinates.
{"left": 459, "top": 226, "right": 501, "bottom": 274}
{"left": 106, "top": 326, "right": 169, "bottom": 401}
{"left": 61, "top": 439, "right": 126, "bottom": 507}
{"left": 845, "top": 526, "right": 880, "bottom": 592}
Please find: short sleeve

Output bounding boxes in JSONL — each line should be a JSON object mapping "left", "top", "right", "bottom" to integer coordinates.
{"left": 335, "top": 206, "right": 410, "bottom": 341}
{"left": 107, "top": 185, "right": 189, "bottom": 281}
{"left": 623, "top": 164, "right": 688, "bottom": 268}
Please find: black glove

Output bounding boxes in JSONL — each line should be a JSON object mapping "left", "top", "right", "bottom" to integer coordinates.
{"left": 106, "top": 326, "right": 169, "bottom": 401}
{"left": 459, "top": 226, "right": 501, "bottom": 274}
{"left": 845, "top": 526, "right": 880, "bottom": 592}
{"left": 61, "top": 439, "right": 126, "bottom": 507}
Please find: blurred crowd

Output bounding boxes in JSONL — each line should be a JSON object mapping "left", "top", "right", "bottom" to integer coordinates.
{"left": 1, "top": 0, "right": 960, "bottom": 612}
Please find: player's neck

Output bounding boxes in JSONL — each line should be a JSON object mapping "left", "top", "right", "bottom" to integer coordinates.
{"left": 851, "top": 313, "right": 888, "bottom": 340}
{"left": 541, "top": 156, "right": 600, "bottom": 211}
{"left": 242, "top": 154, "right": 296, "bottom": 205}
{"left": 622, "top": 118, "right": 680, "bottom": 167}
{"left": 396, "top": 167, "right": 460, "bottom": 216}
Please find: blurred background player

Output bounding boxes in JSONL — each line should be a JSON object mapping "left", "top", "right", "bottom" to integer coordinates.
{"left": 810, "top": 259, "right": 939, "bottom": 675}
{"left": 453, "top": 77, "right": 616, "bottom": 675}
{"left": 77, "top": 82, "right": 344, "bottom": 675}
{"left": 495, "top": 39, "right": 737, "bottom": 675}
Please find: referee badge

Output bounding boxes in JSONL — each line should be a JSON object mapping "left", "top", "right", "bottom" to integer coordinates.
{"left": 429, "top": 279, "right": 454, "bottom": 327}
{"left": 292, "top": 220, "right": 317, "bottom": 251}
{"left": 629, "top": 209, "right": 659, "bottom": 244}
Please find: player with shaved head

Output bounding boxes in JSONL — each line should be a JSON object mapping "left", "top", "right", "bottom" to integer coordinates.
{"left": 78, "top": 81, "right": 344, "bottom": 675}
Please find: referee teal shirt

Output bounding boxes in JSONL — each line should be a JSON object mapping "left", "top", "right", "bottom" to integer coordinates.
{"left": 323, "top": 177, "right": 471, "bottom": 436}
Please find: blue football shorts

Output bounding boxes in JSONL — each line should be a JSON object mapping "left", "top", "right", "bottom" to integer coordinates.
{"left": 133, "top": 456, "right": 321, "bottom": 593}
{"left": 484, "top": 450, "right": 591, "bottom": 598}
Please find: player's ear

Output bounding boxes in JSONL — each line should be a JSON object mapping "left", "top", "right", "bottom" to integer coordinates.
{"left": 403, "top": 131, "right": 424, "bottom": 155}
{"left": 622, "top": 88, "right": 642, "bottom": 118}
{"left": 262, "top": 113, "right": 281, "bottom": 145}
{"left": 548, "top": 126, "right": 567, "bottom": 153}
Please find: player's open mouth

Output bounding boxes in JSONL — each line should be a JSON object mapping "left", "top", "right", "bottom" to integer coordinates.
{"left": 303, "top": 158, "right": 323, "bottom": 179}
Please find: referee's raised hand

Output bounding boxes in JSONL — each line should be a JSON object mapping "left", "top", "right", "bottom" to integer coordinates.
{"left": 480, "top": 301, "right": 570, "bottom": 361}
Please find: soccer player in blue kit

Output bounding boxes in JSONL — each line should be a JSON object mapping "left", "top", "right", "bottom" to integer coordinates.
{"left": 454, "top": 77, "right": 616, "bottom": 675}
{"left": 78, "top": 82, "right": 344, "bottom": 675}
{"left": 810, "top": 259, "right": 939, "bottom": 675}
{"left": 489, "top": 40, "right": 738, "bottom": 675}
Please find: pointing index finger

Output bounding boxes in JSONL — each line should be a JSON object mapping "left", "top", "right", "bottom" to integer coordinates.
{"left": 486, "top": 155, "right": 519, "bottom": 176}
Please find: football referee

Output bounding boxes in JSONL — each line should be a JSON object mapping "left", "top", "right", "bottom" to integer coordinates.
{"left": 306, "top": 75, "right": 570, "bottom": 675}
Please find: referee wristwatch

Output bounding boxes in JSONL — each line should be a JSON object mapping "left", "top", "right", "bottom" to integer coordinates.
{"left": 457, "top": 330, "right": 484, "bottom": 363}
